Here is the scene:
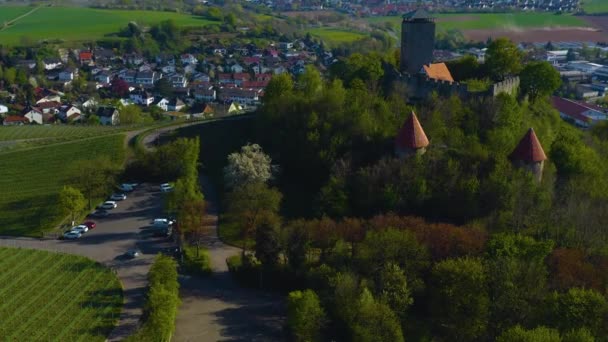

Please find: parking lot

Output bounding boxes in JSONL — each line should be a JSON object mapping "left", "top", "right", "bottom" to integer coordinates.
{"left": 0, "top": 183, "right": 176, "bottom": 341}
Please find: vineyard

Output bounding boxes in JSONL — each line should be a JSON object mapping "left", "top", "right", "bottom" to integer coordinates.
{"left": 0, "top": 248, "right": 123, "bottom": 341}
{"left": 0, "top": 134, "right": 125, "bottom": 236}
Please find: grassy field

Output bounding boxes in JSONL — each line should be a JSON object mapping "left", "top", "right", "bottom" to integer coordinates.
{"left": 0, "top": 125, "right": 131, "bottom": 141}
{"left": 367, "top": 12, "right": 589, "bottom": 31}
{"left": 0, "top": 6, "right": 31, "bottom": 23}
{"left": 306, "top": 27, "right": 368, "bottom": 45}
{"left": 0, "top": 248, "right": 122, "bottom": 341}
{"left": 0, "top": 6, "right": 218, "bottom": 45}
{"left": 0, "top": 134, "right": 125, "bottom": 236}
{"left": 582, "top": 0, "right": 608, "bottom": 13}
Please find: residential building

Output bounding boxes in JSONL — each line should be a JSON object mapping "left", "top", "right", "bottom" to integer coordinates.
{"left": 0, "top": 104, "right": 8, "bottom": 114}
{"left": 43, "top": 58, "right": 63, "bottom": 70}
{"left": 58, "top": 68, "right": 78, "bottom": 82}
{"left": 97, "top": 106, "right": 120, "bottom": 125}
{"left": 130, "top": 89, "right": 155, "bottom": 106}
{"left": 155, "top": 98, "right": 170, "bottom": 111}
{"left": 79, "top": 51, "right": 94, "bottom": 66}
{"left": 23, "top": 107, "right": 43, "bottom": 124}
{"left": 135, "top": 71, "right": 158, "bottom": 86}
{"left": 194, "top": 87, "right": 216, "bottom": 102}
{"left": 170, "top": 74, "right": 188, "bottom": 88}
{"left": 58, "top": 105, "right": 81, "bottom": 122}
{"left": 181, "top": 54, "right": 198, "bottom": 65}
{"left": 230, "top": 63, "right": 244, "bottom": 73}
{"left": 546, "top": 50, "right": 569, "bottom": 65}
{"left": 3, "top": 115, "right": 29, "bottom": 126}
{"left": 167, "top": 98, "right": 186, "bottom": 112}
{"left": 95, "top": 71, "right": 112, "bottom": 84}
{"left": 218, "top": 88, "right": 260, "bottom": 106}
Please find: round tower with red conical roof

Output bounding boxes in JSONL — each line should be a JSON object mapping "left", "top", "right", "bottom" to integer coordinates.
{"left": 395, "top": 111, "right": 429, "bottom": 158}
{"left": 509, "top": 128, "right": 547, "bottom": 182}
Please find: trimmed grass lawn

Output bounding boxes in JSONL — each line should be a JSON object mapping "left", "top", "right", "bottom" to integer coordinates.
{"left": 0, "top": 6, "right": 219, "bottom": 45}
{"left": 0, "top": 248, "right": 123, "bottom": 341}
{"left": 0, "top": 134, "right": 125, "bottom": 236}
{"left": 0, "top": 6, "right": 31, "bottom": 23}
{"left": 367, "top": 12, "right": 589, "bottom": 31}
{"left": 306, "top": 27, "right": 368, "bottom": 45}
{"left": 583, "top": 0, "right": 608, "bottom": 13}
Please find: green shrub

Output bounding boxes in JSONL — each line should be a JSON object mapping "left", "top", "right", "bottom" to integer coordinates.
{"left": 126, "top": 254, "right": 180, "bottom": 342}
{"left": 226, "top": 254, "right": 261, "bottom": 287}
{"left": 183, "top": 244, "right": 212, "bottom": 276}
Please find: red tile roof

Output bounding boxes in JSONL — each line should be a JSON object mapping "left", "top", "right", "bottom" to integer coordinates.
{"left": 80, "top": 51, "right": 93, "bottom": 60}
{"left": 510, "top": 128, "right": 547, "bottom": 163}
{"left": 422, "top": 63, "right": 454, "bottom": 82}
{"left": 551, "top": 96, "right": 595, "bottom": 124}
{"left": 395, "top": 111, "right": 429, "bottom": 150}
{"left": 4, "top": 115, "right": 29, "bottom": 123}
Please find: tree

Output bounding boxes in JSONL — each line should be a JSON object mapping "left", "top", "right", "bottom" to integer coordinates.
{"left": 566, "top": 48, "right": 576, "bottom": 62}
{"left": 58, "top": 186, "right": 86, "bottom": 226}
{"left": 255, "top": 221, "right": 281, "bottom": 268}
{"left": 547, "top": 287, "right": 608, "bottom": 337}
{"left": 224, "top": 183, "right": 282, "bottom": 253}
{"left": 497, "top": 326, "right": 561, "bottom": 342}
{"left": 154, "top": 77, "right": 173, "bottom": 98}
{"left": 376, "top": 262, "right": 412, "bottom": 322}
{"left": 562, "top": 328, "right": 595, "bottom": 342}
{"left": 71, "top": 156, "right": 119, "bottom": 209}
{"left": 287, "top": 290, "right": 326, "bottom": 342}
{"left": 110, "top": 77, "right": 130, "bottom": 97}
{"left": 179, "top": 199, "right": 206, "bottom": 257}
{"left": 120, "top": 104, "right": 145, "bottom": 124}
{"left": 223, "top": 144, "right": 275, "bottom": 189}
{"left": 429, "top": 257, "right": 489, "bottom": 341}
{"left": 351, "top": 288, "right": 404, "bottom": 342}
{"left": 485, "top": 38, "right": 523, "bottom": 81}
{"left": 520, "top": 61, "right": 562, "bottom": 102}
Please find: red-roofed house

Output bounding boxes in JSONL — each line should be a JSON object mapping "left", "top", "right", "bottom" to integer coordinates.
{"left": 395, "top": 111, "right": 429, "bottom": 158}
{"left": 551, "top": 96, "right": 607, "bottom": 128}
{"left": 80, "top": 51, "right": 94, "bottom": 66}
{"left": 510, "top": 128, "right": 547, "bottom": 182}
{"left": 422, "top": 63, "right": 454, "bottom": 83}
{"left": 3, "top": 115, "right": 30, "bottom": 126}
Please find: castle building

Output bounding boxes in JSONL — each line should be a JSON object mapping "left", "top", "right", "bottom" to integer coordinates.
{"left": 509, "top": 128, "right": 547, "bottom": 182}
{"left": 395, "top": 111, "right": 429, "bottom": 158}
{"left": 400, "top": 9, "right": 436, "bottom": 76}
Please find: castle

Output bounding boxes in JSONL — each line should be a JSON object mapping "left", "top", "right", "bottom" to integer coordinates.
{"left": 395, "top": 9, "right": 520, "bottom": 101}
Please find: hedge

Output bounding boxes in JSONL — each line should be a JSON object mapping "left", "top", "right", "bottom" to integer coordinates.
{"left": 125, "top": 254, "right": 180, "bottom": 342}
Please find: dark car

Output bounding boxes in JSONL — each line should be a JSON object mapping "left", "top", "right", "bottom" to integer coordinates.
{"left": 83, "top": 221, "right": 96, "bottom": 229}
{"left": 89, "top": 210, "right": 109, "bottom": 218}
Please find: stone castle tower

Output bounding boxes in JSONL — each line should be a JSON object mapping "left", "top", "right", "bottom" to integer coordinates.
{"left": 400, "top": 9, "right": 436, "bottom": 75}
{"left": 509, "top": 128, "right": 547, "bottom": 182}
{"left": 395, "top": 111, "right": 429, "bottom": 158}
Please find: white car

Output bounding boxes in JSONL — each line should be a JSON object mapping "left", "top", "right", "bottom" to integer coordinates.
{"left": 98, "top": 201, "right": 117, "bottom": 210}
{"left": 63, "top": 231, "right": 81, "bottom": 239}
{"left": 160, "top": 183, "right": 173, "bottom": 192}
{"left": 71, "top": 225, "right": 89, "bottom": 234}
{"left": 118, "top": 184, "right": 134, "bottom": 192}
{"left": 152, "top": 218, "right": 174, "bottom": 228}
{"left": 110, "top": 193, "right": 127, "bottom": 201}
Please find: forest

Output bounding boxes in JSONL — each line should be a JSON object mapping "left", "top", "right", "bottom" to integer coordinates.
{"left": 218, "top": 38, "right": 608, "bottom": 341}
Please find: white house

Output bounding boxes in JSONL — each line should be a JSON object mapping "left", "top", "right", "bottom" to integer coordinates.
{"left": 130, "top": 89, "right": 155, "bottom": 106}
{"left": 135, "top": 71, "right": 157, "bottom": 86}
{"left": 167, "top": 98, "right": 186, "bottom": 112}
{"left": 24, "top": 108, "right": 43, "bottom": 124}
{"left": 59, "top": 105, "right": 82, "bottom": 122}
{"left": 97, "top": 106, "right": 120, "bottom": 126}
{"left": 156, "top": 98, "right": 170, "bottom": 111}
{"left": 43, "top": 58, "right": 63, "bottom": 70}
{"left": 0, "top": 104, "right": 8, "bottom": 114}
{"left": 80, "top": 97, "right": 98, "bottom": 109}
{"left": 170, "top": 74, "right": 188, "bottom": 88}
{"left": 181, "top": 54, "right": 198, "bottom": 65}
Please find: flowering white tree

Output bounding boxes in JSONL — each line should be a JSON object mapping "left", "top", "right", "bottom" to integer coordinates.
{"left": 224, "top": 144, "right": 276, "bottom": 189}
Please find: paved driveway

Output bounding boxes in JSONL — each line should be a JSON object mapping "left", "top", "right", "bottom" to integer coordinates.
{"left": 0, "top": 183, "right": 174, "bottom": 341}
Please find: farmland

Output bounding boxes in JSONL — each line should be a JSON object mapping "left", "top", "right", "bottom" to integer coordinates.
{"left": 0, "top": 6, "right": 30, "bottom": 23}
{"left": 366, "top": 12, "right": 590, "bottom": 31}
{"left": 0, "top": 134, "right": 125, "bottom": 236}
{"left": 583, "top": 0, "right": 608, "bottom": 14}
{"left": 0, "top": 6, "right": 218, "bottom": 45}
{"left": 306, "top": 27, "right": 368, "bottom": 46}
{"left": 0, "top": 248, "right": 122, "bottom": 341}
{"left": 0, "top": 125, "right": 131, "bottom": 142}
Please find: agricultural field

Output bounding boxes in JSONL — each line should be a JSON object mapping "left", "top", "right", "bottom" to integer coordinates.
{"left": 0, "top": 134, "right": 125, "bottom": 236}
{"left": 582, "top": 0, "right": 608, "bottom": 14}
{"left": 0, "top": 125, "right": 131, "bottom": 142}
{"left": 366, "top": 12, "right": 590, "bottom": 31}
{"left": 306, "top": 27, "right": 368, "bottom": 46}
{"left": 0, "top": 6, "right": 30, "bottom": 23}
{"left": 0, "top": 248, "right": 123, "bottom": 341}
{"left": 0, "top": 6, "right": 218, "bottom": 45}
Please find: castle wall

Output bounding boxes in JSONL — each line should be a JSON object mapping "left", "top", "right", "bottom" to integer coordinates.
{"left": 400, "top": 20, "right": 435, "bottom": 75}
{"left": 488, "top": 77, "right": 520, "bottom": 97}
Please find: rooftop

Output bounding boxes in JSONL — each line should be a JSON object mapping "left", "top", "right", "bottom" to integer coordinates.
{"left": 395, "top": 111, "right": 429, "bottom": 150}
{"left": 509, "top": 128, "right": 547, "bottom": 163}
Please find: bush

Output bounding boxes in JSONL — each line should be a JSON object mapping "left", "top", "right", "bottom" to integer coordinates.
{"left": 182, "top": 244, "right": 212, "bottom": 276}
{"left": 226, "top": 254, "right": 261, "bottom": 287}
{"left": 126, "top": 254, "right": 180, "bottom": 342}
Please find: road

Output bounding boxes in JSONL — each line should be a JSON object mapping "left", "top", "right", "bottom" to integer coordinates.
{"left": 0, "top": 184, "right": 173, "bottom": 341}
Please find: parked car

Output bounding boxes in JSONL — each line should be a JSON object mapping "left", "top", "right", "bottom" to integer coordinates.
{"left": 98, "top": 201, "right": 117, "bottom": 210}
{"left": 63, "top": 231, "right": 81, "bottom": 239}
{"left": 71, "top": 225, "right": 89, "bottom": 234}
{"left": 118, "top": 184, "right": 134, "bottom": 192}
{"left": 110, "top": 193, "right": 127, "bottom": 201}
{"left": 89, "top": 210, "right": 109, "bottom": 218}
{"left": 152, "top": 218, "right": 174, "bottom": 228}
{"left": 125, "top": 249, "right": 140, "bottom": 258}
{"left": 126, "top": 182, "right": 139, "bottom": 188}
{"left": 83, "top": 221, "right": 96, "bottom": 229}
{"left": 160, "top": 183, "right": 173, "bottom": 192}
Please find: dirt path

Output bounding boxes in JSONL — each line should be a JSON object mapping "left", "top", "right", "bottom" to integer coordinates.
{"left": 0, "top": 5, "right": 42, "bottom": 32}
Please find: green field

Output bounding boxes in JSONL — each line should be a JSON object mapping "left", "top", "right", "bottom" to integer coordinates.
{"left": 0, "top": 6, "right": 31, "bottom": 23}
{"left": 306, "top": 27, "right": 368, "bottom": 45}
{"left": 0, "top": 134, "right": 125, "bottom": 236}
{"left": 582, "top": 0, "right": 608, "bottom": 13}
{"left": 367, "top": 12, "right": 589, "bottom": 31}
{"left": 0, "top": 125, "right": 131, "bottom": 141}
{"left": 0, "top": 248, "right": 122, "bottom": 341}
{"left": 0, "top": 6, "right": 218, "bottom": 45}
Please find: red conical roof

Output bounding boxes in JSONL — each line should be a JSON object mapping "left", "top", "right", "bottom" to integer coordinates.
{"left": 509, "top": 128, "right": 547, "bottom": 162}
{"left": 395, "top": 111, "right": 429, "bottom": 150}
